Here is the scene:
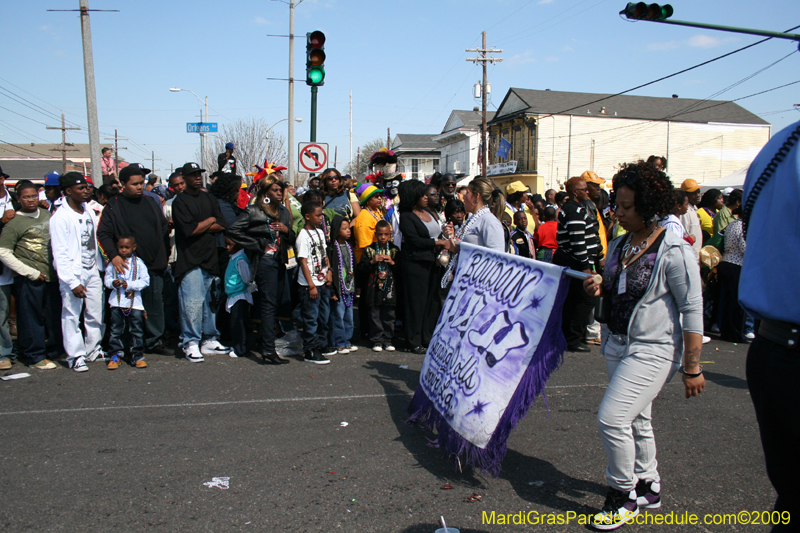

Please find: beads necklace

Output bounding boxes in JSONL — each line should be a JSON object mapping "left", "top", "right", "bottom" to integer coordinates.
{"left": 336, "top": 241, "right": 355, "bottom": 306}
{"left": 374, "top": 242, "right": 390, "bottom": 292}
{"left": 440, "top": 206, "right": 490, "bottom": 288}
{"left": 621, "top": 222, "right": 658, "bottom": 263}
{"left": 305, "top": 228, "right": 325, "bottom": 281}
{"left": 116, "top": 254, "right": 138, "bottom": 317}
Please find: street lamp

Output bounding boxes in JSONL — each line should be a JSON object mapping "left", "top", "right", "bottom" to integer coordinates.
{"left": 170, "top": 87, "right": 209, "bottom": 171}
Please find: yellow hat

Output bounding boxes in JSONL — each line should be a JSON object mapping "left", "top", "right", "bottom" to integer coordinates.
{"left": 681, "top": 179, "right": 700, "bottom": 192}
{"left": 505, "top": 181, "right": 530, "bottom": 196}
{"left": 580, "top": 170, "right": 605, "bottom": 185}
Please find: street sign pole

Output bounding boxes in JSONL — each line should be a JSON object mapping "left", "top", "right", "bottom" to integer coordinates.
{"left": 310, "top": 86, "right": 318, "bottom": 143}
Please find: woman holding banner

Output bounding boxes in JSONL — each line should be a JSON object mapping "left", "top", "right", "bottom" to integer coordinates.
{"left": 583, "top": 161, "right": 705, "bottom": 530}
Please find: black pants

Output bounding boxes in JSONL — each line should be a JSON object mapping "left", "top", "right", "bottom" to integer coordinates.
{"left": 13, "top": 277, "right": 62, "bottom": 364}
{"left": 422, "top": 265, "right": 447, "bottom": 346}
{"left": 141, "top": 271, "right": 164, "bottom": 350}
{"left": 229, "top": 299, "right": 250, "bottom": 357}
{"left": 401, "top": 258, "right": 433, "bottom": 348}
{"left": 747, "top": 334, "right": 800, "bottom": 531}
{"left": 369, "top": 305, "right": 395, "bottom": 345}
{"left": 718, "top": 261, "right": 745, "bottom": 343}
{"left": 109, "top": 308, "right": 145, "bottom": 362}
{"left": 255, "top": 255, "right": 285, "bottom": 355}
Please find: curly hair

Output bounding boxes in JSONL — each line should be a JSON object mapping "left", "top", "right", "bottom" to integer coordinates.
{"left": 611, "top": 161, "right": 674, "bottom": 222}
{"left": 208, "top": 173, "right": 242, "bottom": 203}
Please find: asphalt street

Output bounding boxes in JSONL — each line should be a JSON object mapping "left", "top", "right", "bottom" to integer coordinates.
{"left": 0, "top": 335, "right": 773, "bottom": 532}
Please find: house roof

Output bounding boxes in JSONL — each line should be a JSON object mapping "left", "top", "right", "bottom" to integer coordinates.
{"left": 392, "top": 134, "right": 440, "bottom": 152}
{"left": 0, "top": 143, "right": 94, "bottom": 160}
{"left": 0, "top": 159, "right": 82, "bottom": 181}
{"left": 441, "top": 110, "right": 497, "bottom": 133}
{"left": 491, "top": 88, "right": 769, "bottom": 126}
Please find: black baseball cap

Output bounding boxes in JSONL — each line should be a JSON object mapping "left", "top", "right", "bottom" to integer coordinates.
{"left": 60, "top": 171, "right": 88, "bottom": 189}
{"left": 180, "top": 162, "right": 205, "bottom": 176}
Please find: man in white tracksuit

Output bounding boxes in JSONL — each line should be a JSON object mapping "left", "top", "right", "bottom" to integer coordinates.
{"left": 50, "top": 172, "right": 105, "bottom": 372}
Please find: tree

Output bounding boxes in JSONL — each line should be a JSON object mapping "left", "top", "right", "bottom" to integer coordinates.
{"left": 342, "top": 137, "right": 387, "bottom": 180}
{"left": 196, "top": 117, "right": 287, "bottom": 184}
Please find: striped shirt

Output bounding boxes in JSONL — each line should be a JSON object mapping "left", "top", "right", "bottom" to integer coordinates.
{"left": 556, "top": 199, "right": 600, "bottom": 270}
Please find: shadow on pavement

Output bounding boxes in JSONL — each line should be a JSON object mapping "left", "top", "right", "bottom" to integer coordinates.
{"left": 399, "top": 525, "right": 492, "bottom": 533}
{"left": 500, "top": 449, "right": 606, "bottom": 514}
{"left": 702, "top": 370, "right": 748, "bottom": 390}
{"left": 364, "top": 360, "right": 484, "bottom": 487}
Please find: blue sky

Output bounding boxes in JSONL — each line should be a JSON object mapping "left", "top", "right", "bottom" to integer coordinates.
{"left": 2, "top": 0, "right": 799, "bottom": 175}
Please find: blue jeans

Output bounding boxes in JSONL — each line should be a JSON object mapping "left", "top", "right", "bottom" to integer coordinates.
{"left": 299, "top": 284, "right": 330, "bottom": 352}
{"left": 0, "top": 284, "right": 12, "bottom": 360}
{"left": 178, "top": 267, "right": 221, "bottom": 348}
{"left": 329, "top": 297, "right": 354, "bottom": 349}
{"left": 109, "top": 307, "right": 145, "bottom": 362}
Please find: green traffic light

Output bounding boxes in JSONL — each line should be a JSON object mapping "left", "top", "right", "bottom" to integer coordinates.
{"left": 620, "top": 2, "right": 672, "bottom": 20}
{"left": 308, "top": 67, "right": 325, "bottom": 85}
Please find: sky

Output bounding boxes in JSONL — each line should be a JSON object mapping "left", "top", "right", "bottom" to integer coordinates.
{"left": 2, "top": 0, "right": 799, "bottom": 177}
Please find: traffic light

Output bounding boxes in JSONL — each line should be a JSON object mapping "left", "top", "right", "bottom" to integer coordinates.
{"left": 306, "top": 31, "right": 326, "bottom": 86}
{"left": 620, "top": 3, "right": 673, "bottom": 20}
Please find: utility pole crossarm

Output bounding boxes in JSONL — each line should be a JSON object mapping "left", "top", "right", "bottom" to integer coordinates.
{"left": 466, "top": 32, "right": 503, "bottom": 179}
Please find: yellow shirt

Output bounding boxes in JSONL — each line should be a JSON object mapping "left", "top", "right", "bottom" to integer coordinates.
{"left": 697, "top": 208, "right": 714, "bottom": 236}
{"left": 504, "top": 204, "right": 537, "bottom": 232}
{"left": 353, "top": 208, "right": 381, "bottom": 262}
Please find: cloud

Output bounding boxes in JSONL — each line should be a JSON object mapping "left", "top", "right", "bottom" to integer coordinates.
{"left": 39, "top": 25, "right": 51, "bottom": 31}
{"left": 254, "top": 16, "right": 271, "bottom": 25}
{"left": 539, "top": 0, "right": 554, "bottom": 3}
{"left": 562, "top": 45, "right": 573, "bottom": 52}
{"left": 688, "top": 34, "right": 738, "bottom": 48}
{"left": 545, "top": 56, "right": 559, "bottom": 62}
{"left": 508, "top": 51, "right": 537, "bottom": 65}
{"left": 648, "top": 34, "right": 738, "bottom": 52}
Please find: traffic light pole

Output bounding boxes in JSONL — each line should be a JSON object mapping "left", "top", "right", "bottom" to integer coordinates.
{"left": 310, "top": 86, "right": 318, "bottom": 143}
{"left": 651, "top": 19, "right": 800, "bottom": 42}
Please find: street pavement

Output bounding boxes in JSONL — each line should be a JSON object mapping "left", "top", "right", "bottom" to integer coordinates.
{"left": 0, "top": 335, "right": 773, "bottom": 532}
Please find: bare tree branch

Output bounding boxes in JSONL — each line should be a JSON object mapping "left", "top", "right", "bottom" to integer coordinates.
{"left": 342, "top": 137, "right": 386, "bottom": 181}
{"left": 195, "top": 117, "right": 288, "bottom": 185}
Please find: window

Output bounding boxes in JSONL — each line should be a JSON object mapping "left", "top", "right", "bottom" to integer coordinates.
{"left": 411, "top": 158, "right": 419, "bottom": 179}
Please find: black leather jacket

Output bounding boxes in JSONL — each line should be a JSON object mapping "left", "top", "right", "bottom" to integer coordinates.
{"left": 227, "top": 203, "right": 295, "bottom": 265}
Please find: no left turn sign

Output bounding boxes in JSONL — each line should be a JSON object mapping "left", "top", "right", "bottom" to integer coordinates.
{"left": 298, "top": 143, "right": 329, "bottom": 173}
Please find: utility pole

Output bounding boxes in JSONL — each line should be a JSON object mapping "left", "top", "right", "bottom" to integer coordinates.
{"left": 150, "top": 151, "right": 163, "bottom": 179}
{"left": 349, "top": 89, "right": 353, "bottom": 170}
{"left": 288, "top": 0, "right": 296, "bottom": 185}
{"left": 356, "top": 149, "right": 360, "bottom": 179}
{"left": 47, "top": 3, "right": 117, "bottom": 181}
{"left": 334, "top": 146, "right": 338, "bottom": 169}
{"left": 103, "top": 129, "right": 128, "bottom": 172}
{"left": 46, "top": 113, "right": 80, "bottom": 175}
{"left": 467, "top": 31, "right": 502, "bottom": 178}
{"left": 387, "top": 128, "right": 391, "bottom": 149}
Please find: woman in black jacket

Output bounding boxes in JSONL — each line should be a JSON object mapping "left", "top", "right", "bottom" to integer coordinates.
{"left": 398, "top": 180, "right": 451, "bottom": 353}
{"left": 227, "top": 177, "right": 295, "bottom": 365}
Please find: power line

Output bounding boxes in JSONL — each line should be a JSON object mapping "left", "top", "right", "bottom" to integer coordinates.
{"left": 537, "top": 23, "right": 800, "bottom": 121}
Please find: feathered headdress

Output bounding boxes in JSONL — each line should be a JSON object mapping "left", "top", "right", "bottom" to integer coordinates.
{"left": 252, "top": 159, "right": 288, "bottom": 182}
{"left": 369, "top": 147, "right": 398, "bottom": 168}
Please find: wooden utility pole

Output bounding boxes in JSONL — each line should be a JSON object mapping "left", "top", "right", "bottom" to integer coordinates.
{"left": 387, "top": 128, "right": 391, "bottom": 149}
{"left": 46, "top": 113, "right": 80, "bottom": 174}
{"left": 467, "top": 32, "right": 502, "bottom": 178}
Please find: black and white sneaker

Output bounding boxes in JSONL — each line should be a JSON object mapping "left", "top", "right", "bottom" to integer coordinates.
{"left": 304, "top": 350, "right": 330, "bottom": 365}
{"left": 591, "top": 488, "right": 639, "bottom": 530}
{"left": 200, "top": 337, "right": 232, "bottom": 356}
{"left": 183, "top": 344, "right": 205, "bottom": 363}
{"left": 635, "top": 479, "right": 661, "bottom": 509}
{"left": 321, "top": 346, "right": 337, "bottom": 357}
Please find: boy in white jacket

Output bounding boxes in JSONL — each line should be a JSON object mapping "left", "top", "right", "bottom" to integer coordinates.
{"left": 104, "top": 235, "right": 150, "bottom": 369}
{"left": 50, "top": 172, "right": 105, "bottom": 372}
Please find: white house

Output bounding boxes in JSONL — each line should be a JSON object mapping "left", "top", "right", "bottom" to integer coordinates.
{"left": 486, "top": 88, "right": 771, "bottom": 193}
{"left": 433, "top": 110, "right": 495, "bottom": 178}
{"left": 390, "top": 134, "right": 440, "bottom": 181}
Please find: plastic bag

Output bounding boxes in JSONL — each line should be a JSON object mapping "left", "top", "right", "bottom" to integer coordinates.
{"left": 275, "top": 329, "right": 303, "bottom": 357}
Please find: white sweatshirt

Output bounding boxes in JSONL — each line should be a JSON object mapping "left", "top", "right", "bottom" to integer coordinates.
{"left": 50, "top": 201, "right": 104, "bottom": 290}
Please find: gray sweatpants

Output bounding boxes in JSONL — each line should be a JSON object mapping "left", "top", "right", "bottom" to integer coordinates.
{"left": 597, "top": 331, "right": 679, "bottom": 492}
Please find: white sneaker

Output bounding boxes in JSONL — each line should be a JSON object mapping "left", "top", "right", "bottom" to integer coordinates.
{"left": 200, "top": 337, "right": 231, "bottom": 356}
{"left": 702, "top": 335, "right": 711, "bottom": 344}
{"left": 86, "top": 347, "right": 106, "bottom": 362}
{"left": 745, "top": 332, "right": 755, "bottom": 340}
{"left": 183, "top": 344, "right": 204, "bottom": 363}
{"left": 347, "top": 345, "right": 358, "bottom": 353}
{"left": 384, "top": 344, "right": 396, "bottom": 352}
{"left": 72, "top": 357, "right": 89, "bottom": 373}
{"left": 372, "top": 344, "right": 383, "bottom": 352}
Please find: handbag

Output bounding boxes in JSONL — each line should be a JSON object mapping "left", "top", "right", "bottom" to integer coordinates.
{"left": 706, "top": 231, "right": 725, "bottom": 254}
